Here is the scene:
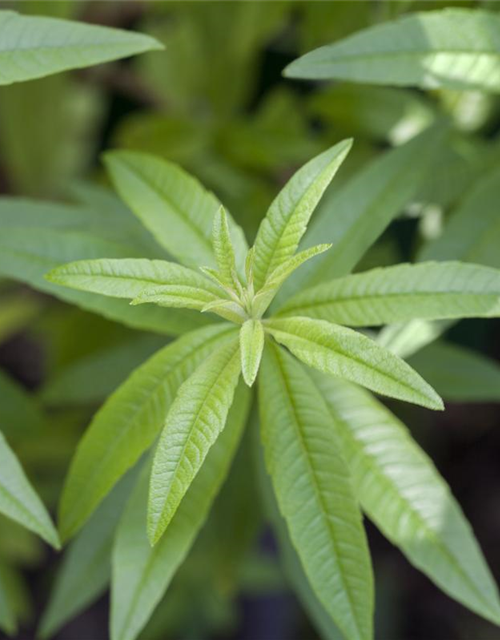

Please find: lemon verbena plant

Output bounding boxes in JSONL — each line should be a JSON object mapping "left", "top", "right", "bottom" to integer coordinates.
{"left": 46, "top": 140, "right": 500, "bottom": 640}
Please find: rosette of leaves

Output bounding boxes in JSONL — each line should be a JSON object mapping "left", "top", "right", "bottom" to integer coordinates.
{"left": 45, "top": 140, "right": 500, "bottom": 640}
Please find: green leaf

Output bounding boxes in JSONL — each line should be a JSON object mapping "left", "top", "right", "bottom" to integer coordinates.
{"left": 265, "top": 317, "right": 443, "bottom": 410}
{"left": 408, "top": 341, "right": 500, "bottom": 403}
{"left": 252, "top": 140, "right": 352, "bottom": 291}
{"left": 259, "top": 343, "right": 373, "bottom": 640}
{"left": 0, "top": 368, "right": 46, "bottom": 443}
{"left": 278, "top": 126, "right": 445, "bottom": 300}
{"left": 47, "top": 257, "right": 222, "bottom": 312}
{"left": 239, "top": 320, "right": 264, "bottom": 387}
{"left": 104, "top": 151, "right": 248, "bottom": 271}
{"left": 0, "top": 227, "right": 207, "bottom": 336}
{"left": 313, "top": 373, "right": 500, "bottom": 625}
{"left": 0, "top": 561, "right": 28, "bottom": 637}
{"left": 277, "top": 261, "right": 500, "bottom": 325}
{"left": 38, "top": 469, "right": 138, "bottom": 639}
{"left": 0, "top": 432, "right": 59, "bottom": 549}
{"left": 111, "top": 383, "right": 250, "bottom": 640}
{"left": 285, "top": 9, "right": 500, "bottom": 93}
{"left": 377, "top": 319, "right": 451, "bottom": 359}
{"left": 252, "top": 244, "right": 331, "bottom": 317}
{"left": 421, "top": 165, "right": 500, "bottom": 268}
{"left": 211, "top": 206, "right": 239, "bottom": 290}
{"left": 58, "top": 323, "right": 237, "bottom": 542}
{"left": 40, "top": 335, "right": 164, "bottom": 406}
{"left": 0, "top": 293, "right": 40, "bottom": 346}
{"left": 0, "top": 10, "right": 162, "bottom": 86}
{"left": 148, "top": 337, "right": 242, "bottom": 544}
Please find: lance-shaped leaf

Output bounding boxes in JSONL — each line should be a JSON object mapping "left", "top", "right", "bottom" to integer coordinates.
{"left": 0, "top": 10, "right": 162, "bottom": 86}
{"left": 58, "top": 324, "right": 237, "bottom": 542}
{"left": 408, "top": 341, "right": 500, "bottom": 403}
{"left": 0, "top": 432, "right": 59, "bottom": 549}
{"left": 47, "top": 258, "right": 222, "bottom": 312}
{"left": 240, "top": 320, "right": 264, "bottom": 387}
{"left": 284, "top": 9, "right": 500, "bottom": 94}
{"left": 0, "top": 227, "right": 207, "bottom": 336}
{"left": 259, "top": 343, "right": 373, "bottom": 640}
{"left": 39, "top": 470, "right": 138, "bottom": 639}
{"left": 265, "top": 317, "right": 443, "bottom": 410}
{"left": 252, "top": 139, "right": 352, "bottom": 291}
{"left": 277, "top": 126, "right": 443, "bottom": 301}
{"left": 277, "top": 261, "right": 500, "bottom": 325}
{"left": 211, "top": 206, "right": 239, "bottom": 290}
{"left": 104, "top": 151, "right": 248, "bottom": 271}
{"left": 253, "top": 244, "right": 331, "bottom": 317}
{"left": 0, "top": 561, "right": 26, "bottom": 637}
{"left": 313, "top": 373, "right": 500, "bottom": 625}
{"left": 148, "top": 337, "right": 242, "bottom": 545}
{"left": 111, "top": 383, "right": 250, "bottom": 640}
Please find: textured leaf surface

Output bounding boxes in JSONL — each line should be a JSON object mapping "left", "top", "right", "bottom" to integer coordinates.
{"left": 0, "top": 227, "right": 207, "bottom": 336}
{"left": 314, "top": 373, "right": 500, "bottom": 625}
{"left": 0, "top": 10, "right": 162, "bottom": 85}
{"left": 252, "top": 140, "right": 352, "bottom": 291}
{"left": 47, "top": 258, "right": 221, "bottom": 311}
{"left": 59, "top": 324, "right": 236, "bottom": 542}
{"left": 111, "top": 384, "right": 250, "bottom": 640}
{"left": 409, "top": 341, "right": 500, "bottom": 403}
{"left": 39, "top": 471, "right": 138, "bottom": 639}
{"left": 285, "top": 9, "right": 500, "bottom": 93}
{"left": 277, "top": 261, "right": 500, "bottom": 325}
{"left": 212, "top": 206, "right": 239, "bottom": 289}
{"left": 266, "top": 317, "right": 443, "bottom": 409}
{"left": 0, "top": 432, "right": 59, "bottom": 548}
{"left": 104, "top": 151, "right": 247, "bottom": 270}
{"left": 278, "top": 126, "right": 443, "bottom": 300}
{"left": 239, "top": 320, "right": 264, "bottom": 387}
{"left": 259, "top": 343, "right": 373, "bottom": 640}
{"left": 148, "top": 337, "right": 241, "bottom": 544}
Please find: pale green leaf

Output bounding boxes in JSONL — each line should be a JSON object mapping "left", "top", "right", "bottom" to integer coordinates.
{"left": 0, "top": 227, "right": 207, "bottom": 336}
{"left": 408, "top": 341, "right": 500, "bottom": 403}
{"left": 111, "top": 383, "right": 250, "bottom": 640}
{"left": 148, "top": 337, "right": 242, "bottom": 544}
{"left": 0, "top": 432, "right": 59, "bottom": 549}
{"left": 0, "top": 10, "right": 162, "bottom": 86}
{"left": 314, "top": 373, "right": 500, "bottom": 625}
{"left": 47, "top": 257, "right": 222, "bottom": 312}
{"left": 200, "top": 298, "right": 247, "bottom": 325}
{"left": 278, "top": 126, "right": 444, "bottom": 301}
{"left": 265, "top": 317, "right": 443, "bottom": 410}
{"left": 39, "top": 469, "right": 138, "bottom": 639}
{"left": 252, "top": 139, "right": 352, "bottom": 291}
{"left": 377, "top": 319, "right": 451, "bottom": 359}
{"left": 259, "top": 343, "right": 373, "bottom": 640}
{"left": 58, "top": 323, "right": 237, "bottom": 542}
{"left": 285, "top": 9, "right": 500, "bottom": 93}
{"left": 211, "top": 206, "right": 239, "bottom": 289}
{"left": 104, "top": 151, "right": 248, "bottom": 270}
{"left": 252, "top": 244, "right": 331, "bottom": 317}
{"left": 239, "top": 320, "right": 264, "bottom": 387}
{"left": 277, "top": 261, "right": 500, "bottom": 325}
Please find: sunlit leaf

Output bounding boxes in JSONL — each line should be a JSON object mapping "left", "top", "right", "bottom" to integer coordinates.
{"left": 239, "top": 319, "right": 264, "bottom": 387}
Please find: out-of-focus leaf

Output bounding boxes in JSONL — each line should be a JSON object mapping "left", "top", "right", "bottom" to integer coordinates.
{"left": 58, "top": 323, "right": 237, "bottom": 543}
{"left": 408, "top": 341, "right": 500, "bottom": 403}
{"left": 277, "top": 261, "right": 500, "bottom": 325}
{"left": 148, "top": 337, "right": 241, "bottom": 545}
{"left": 285, "top": 9, "right": 500, "bottom": 93}
{"left": 309, "top": 84, "right": 435, "bottom": 145}
{"left": 0, "top": 369, "right": 46, "bottom": 442}
{"left": 259, "top": 343, "right": 373, "bottom": 640}
{"left": 0, "top": 10, "right": 162, "bottom": 85}
{"left": 314, "top": 373, "right": 500, "bottom": 625}
{"left": 0, "top": 561, "right": 29, "bottom": 637}
{"left": 265, "top": 317, "right": 443, "bottom": 409}
{"left": 38, "top": 469, "right": 139, "bottom": 639}
{"left": 40, "top": 336, "right": 164, "bottom": 406}
{"left": 0, "top": 432, "right": 59, "bottom": 548}
{"left": 111, "top": 383, "right": 250, "bottom": 640}
{"left": 0, "top": 293, "right": 41, "bottom": 345}
{"left": 0, "top": 227, "right": 207, "bottom": 336}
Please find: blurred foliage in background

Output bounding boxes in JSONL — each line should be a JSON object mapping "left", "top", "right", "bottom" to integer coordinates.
{"left": 1, "top": 2, "right": 500, "bottom": 640}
